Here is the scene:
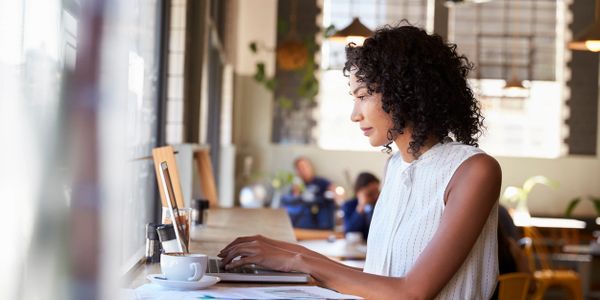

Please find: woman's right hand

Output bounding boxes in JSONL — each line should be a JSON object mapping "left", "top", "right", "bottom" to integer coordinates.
{"left": 219, "top": 235, "right": 285, "bottom": 254}
{"left": 217, "top": 235, "right": 303, "bottom": 272}
{"left": 218, "top": 235, "right": 329, "bottom": 262}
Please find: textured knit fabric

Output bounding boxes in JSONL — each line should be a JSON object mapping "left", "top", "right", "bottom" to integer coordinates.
{"left": 364, "top": 141, "right": 498, "bottom": 300}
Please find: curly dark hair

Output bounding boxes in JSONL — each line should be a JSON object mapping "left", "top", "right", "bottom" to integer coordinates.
{"left": 343, "top": 23, "right": 484, "bottom": 157}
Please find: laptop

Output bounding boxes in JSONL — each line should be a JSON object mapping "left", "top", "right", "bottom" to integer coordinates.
{"left": 158, "top": 160, "right": 309, "bottom": 283}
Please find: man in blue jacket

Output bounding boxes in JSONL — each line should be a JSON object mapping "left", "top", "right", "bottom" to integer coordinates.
{"left": 281, "top": 157, "right": 336, "bottom": 229}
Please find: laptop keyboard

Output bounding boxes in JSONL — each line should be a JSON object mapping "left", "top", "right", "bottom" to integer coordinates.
{"left": 207, "top": 258, "right": 257, "bottom": 274}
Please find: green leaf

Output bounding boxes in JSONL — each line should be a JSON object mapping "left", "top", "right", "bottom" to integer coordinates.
{"left": 249, "top": 42, "right": 258, "bottom": 53}
{"left": 323, "top": 24, "right": 337, "bottom": 38}
{"left": 254, "top": 63, "right": 266, "bottom": 82}
{"left": 564, "top": 197, "right": 581, "bottom": 217}
{"left": 265, "top": 78, "right": 277, "bottom": 91}
{"left": 590, "top": 197, "right": 600, "bottom": 217}
{"left": 522, "top": 175, "right": 558, "bottom": 195}
{"left": 278, "top": 96, "right": 293, "bottom": 110}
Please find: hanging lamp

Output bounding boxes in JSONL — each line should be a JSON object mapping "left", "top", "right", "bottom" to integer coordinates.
{"left": 329, "top": 17, "right": 374, "bottom": 45}
{"left": 503, "top": 0, "right": 528, "bottom": 97}
{"left": 328, "top": 0, "right": 373, "bottom": 46}
{"left": 568, "top": 0, "right": 600, "bottom": 52}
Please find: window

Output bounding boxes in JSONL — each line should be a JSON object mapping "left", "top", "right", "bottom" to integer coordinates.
{"left": 3, "top": 0, "right": 166, "bottom": 296}
{"left": 449, "top": 0, "right": 566, "bottom": 158}
{"left": 319, "top": 0, "right": 567, "bottom": 158}
{"left": 1, "top": 1, "right": 67, "bottom": 297}
{"left": 318, "top": 0, "right": 428, "bottom": 151}
{"left": 99, "top": 1, "right": 165, "bottom": 273}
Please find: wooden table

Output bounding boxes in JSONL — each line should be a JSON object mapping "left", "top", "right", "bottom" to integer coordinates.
{"left": 298, "top": 239, "right": 367, "bottom": 260}
{"left": 126, "top": 208, "right": 306, "bottom": 288}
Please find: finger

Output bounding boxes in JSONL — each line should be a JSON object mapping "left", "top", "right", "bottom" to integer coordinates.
{"left": 221, "top": 237, "right": 262, "bottom": 255}
{"left": 225, "top": 255, "right": 260, "bottom": 270}
{"left": 220, "top": 236, "right": 251, "bottom": 252}
{"left": 223, "top": 250, "right": 257, "bottom": 267}
{"left": 221, "top": 242, "right": 260, "bottom": 264}
{"left": 220, "top": 240, "right": 252, "bottom": 259}
{"left": 219, "top": 235, "right": 261, "bottom": 255}
{"left": 222, "top": 248, "right": 249, "bottom": 265}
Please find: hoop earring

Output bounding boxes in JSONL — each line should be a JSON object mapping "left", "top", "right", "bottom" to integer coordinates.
{"left": 381, "top": 129, "right": 394, "bottom": 155}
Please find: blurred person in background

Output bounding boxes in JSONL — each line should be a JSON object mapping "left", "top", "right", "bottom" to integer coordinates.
{"left": 342, "top": 172, "right": 380, "bottom": 241}
{"left": 281, "top": 157, "right": 337, "bottom": 230}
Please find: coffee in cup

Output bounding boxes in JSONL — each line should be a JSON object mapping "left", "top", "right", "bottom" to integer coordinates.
{"left": 160, "top": 253, "right": 208, "bottom": 281}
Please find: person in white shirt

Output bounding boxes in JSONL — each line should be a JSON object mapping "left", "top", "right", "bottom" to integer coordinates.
{"left": 219, "top": 23, "right": 501, "bottom": 300}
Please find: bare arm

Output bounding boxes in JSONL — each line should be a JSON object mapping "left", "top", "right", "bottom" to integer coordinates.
{"left": 220, "top": 154, "right": 501, "bottom": 299}
{"left": 218, "top": 235, "right": 362, "bottom": 271}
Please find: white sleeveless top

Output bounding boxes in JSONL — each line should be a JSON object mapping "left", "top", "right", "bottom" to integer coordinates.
{"left": 364, "top": 141, "right": 498, "bottom": 300}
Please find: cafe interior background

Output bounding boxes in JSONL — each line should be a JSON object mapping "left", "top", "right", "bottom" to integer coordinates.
{"left": 1, "top": 0, "right": 600, "bottom": 298}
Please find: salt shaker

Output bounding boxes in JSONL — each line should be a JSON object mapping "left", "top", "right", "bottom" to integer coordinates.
{"left": 156, "top": 224, "right": 180, "bottom": 253}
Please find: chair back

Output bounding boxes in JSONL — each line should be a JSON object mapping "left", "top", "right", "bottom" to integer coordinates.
{"left": 498, "top": 272, "right": 531, "bottom": 300}
{"left": 522, "top": 226, "right": 552, "bottom": 270}
{"left": 193, "top": 149, "right": 219, "bottom": 208}
{"left": 152, "top": 145, "right": 186, "bottom": 208}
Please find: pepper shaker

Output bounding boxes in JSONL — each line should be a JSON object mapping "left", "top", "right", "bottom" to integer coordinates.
{"left": 145, "top": 223, "right": 161, "bottom": 263}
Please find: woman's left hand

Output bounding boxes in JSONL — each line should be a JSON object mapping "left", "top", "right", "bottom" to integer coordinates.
{"left": 217, "top": 236, "right": 302, "bottom": 272}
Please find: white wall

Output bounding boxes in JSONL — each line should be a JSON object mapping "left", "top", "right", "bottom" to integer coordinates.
{"left": 231, "top": 0, "right": 600, "bottom": 217}
{"left": 234, "top": 0, "right": 278, "bottom": 77}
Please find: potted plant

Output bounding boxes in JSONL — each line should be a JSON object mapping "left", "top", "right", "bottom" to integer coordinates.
{"left": 564, "top": 196, "right": 600, "bottom": 218}
{"left": 500, "top": 175, "right": 558, "bottom": 226}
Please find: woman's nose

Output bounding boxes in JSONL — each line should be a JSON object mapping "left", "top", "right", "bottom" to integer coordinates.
{"left": 351, "top": 103, "right": 363, "bottom": 122}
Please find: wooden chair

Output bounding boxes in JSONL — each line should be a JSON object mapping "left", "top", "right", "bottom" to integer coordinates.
{"left": 522, "top": 226, "right": 583, "bottom": 300}
{"left": 497, "top": 273, "right": 531, "bottom": 300}
{"left": 152, "top": 145, "right": 186, "bottom": 208}
{"left": 193, "top": 148, "right": 219, "bottom": 208}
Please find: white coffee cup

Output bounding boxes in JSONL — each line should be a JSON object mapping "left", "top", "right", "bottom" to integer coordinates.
{"left": 160, "top": 253, "right": 208, "bottom": 281}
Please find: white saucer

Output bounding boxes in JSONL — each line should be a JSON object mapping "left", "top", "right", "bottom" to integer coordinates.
{"left": 147, "top": 274, "right": 220, "bottom": 290}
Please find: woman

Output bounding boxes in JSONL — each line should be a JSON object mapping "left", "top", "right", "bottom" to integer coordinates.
{"left": 342, "top": 172, "right": 380, "bottom": 241}
{"left": 219, "top": 24, "right": 501, "bottom": 299}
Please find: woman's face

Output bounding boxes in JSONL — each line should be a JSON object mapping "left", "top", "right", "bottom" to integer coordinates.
{"left": 349, "top": 74, "right": 394, "bottom": 147}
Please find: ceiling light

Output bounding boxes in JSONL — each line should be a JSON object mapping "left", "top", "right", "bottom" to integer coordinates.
{"left": 329, "top": 17, "right": 373, "bottom": 46}
{"left": 568, "top": 0, "right": 600, "bottom": 52}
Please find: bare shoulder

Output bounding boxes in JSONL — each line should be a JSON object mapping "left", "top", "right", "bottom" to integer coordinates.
{"left": 459, "top": 153, "right": 501, "bottom": 180}
{"left": 445, "top": 153, "right": 502, "bottom": 204}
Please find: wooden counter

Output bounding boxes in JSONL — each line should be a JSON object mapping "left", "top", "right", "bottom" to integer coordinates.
{"left": 126, "top": 208, "right": 300, "bottom": 288}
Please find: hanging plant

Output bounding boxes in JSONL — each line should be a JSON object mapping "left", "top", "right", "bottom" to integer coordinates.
{"left": 246, "top": 13, "right": 336, "bottom": 111}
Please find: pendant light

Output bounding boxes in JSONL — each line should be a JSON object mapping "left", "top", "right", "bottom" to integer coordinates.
{"left": 328, "top": 0, "right": 373, "bottom": 45}
{"left": 568, "top": 0, "right": 600, "bottom": 52}
{"left": 503, "top": 0, "right": 528, "bottom": 96}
